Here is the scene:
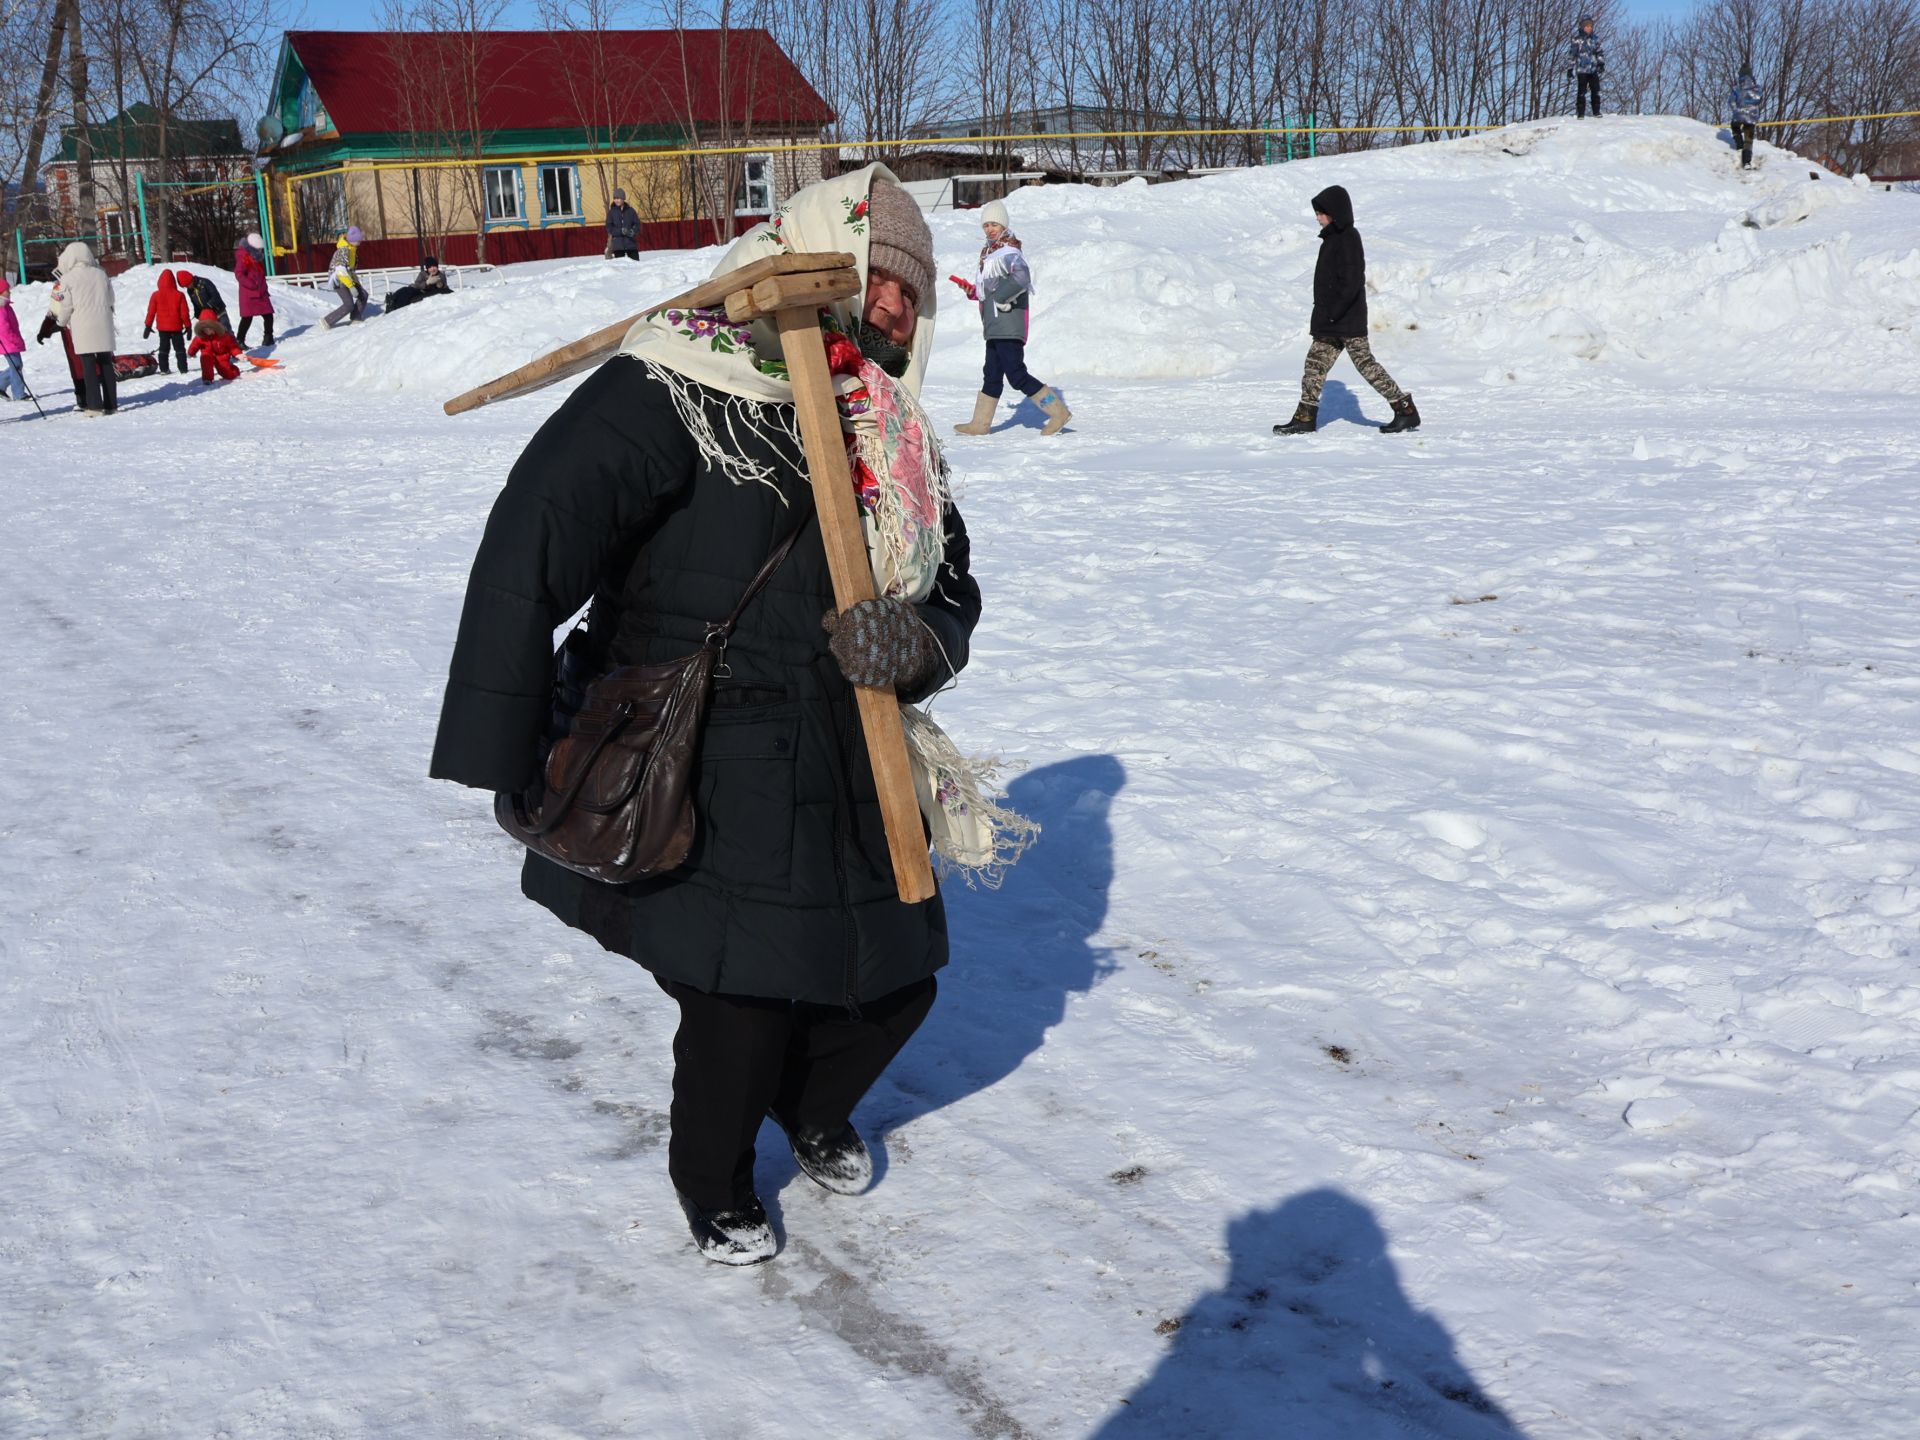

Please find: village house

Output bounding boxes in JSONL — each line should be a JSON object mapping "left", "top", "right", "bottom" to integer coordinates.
{"left": 259, "top": 29, "right": 835, "bottom": 272}
{"left": 43, "top": 103, "right": 249, "bottom": 264}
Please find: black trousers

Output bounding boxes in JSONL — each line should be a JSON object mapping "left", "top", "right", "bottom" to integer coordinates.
{"left": 1732, "top": 121, "right": 1756, "bottom": 166}
{"left": 1576, "top": 73, "right": 1601, "bottom": 117}
{"left": 656, "top": 974, "right": 937, "bottom": 1209}
{"left": 156, "top": 331, "right": 188, "bottom": 372}
{"left": 236, "top": 315, "right": 274, "bottom": 347}
{"left": 78, "top": 352, "right": 117, "bottom": 413}
{"left": 981, "top": 338, "right": 1044, "bottom": 400}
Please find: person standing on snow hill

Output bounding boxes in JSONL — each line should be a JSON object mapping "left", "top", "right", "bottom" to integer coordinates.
{"left": 950, "top": 199, "right": 1071, "bottom": 437}
{"left": 1275, "top": 186, "right": 1420, "bottom": 436}
{"left": 188, "top": 308, "right": 242, "bottom": 385}
{"left": 47, "top": 242, "right": 117, "bottom": 416}
{"left": 178, "top": 269, "right": 228, "bottom": 330}
{"left": 606, "top": 188, "right": 641, "bottom": 260}
{"left": 1568, "top": 15, "right": 1605, "bottom": 118}
{"left": 0, "top": 274, "right": 27, "bottom": 403}
{"left": 431, "top": 166, "right": 1026, "bottom": 1268}
{"left": 143, "top": 270, "right": 191, "bottom": 373}
{"left": 323, "top": 227, "right": 367, "bottom": 329}
{"left": 234, "top": 233, "right": 276, "bottom": 347}
{"left": 1730, "top": 66, "right": 1762, "bottom": 169}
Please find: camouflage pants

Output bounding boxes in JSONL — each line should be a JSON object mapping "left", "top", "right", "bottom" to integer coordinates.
{"left": 1299, "top": 335, "right": 1406, "bottom": 408}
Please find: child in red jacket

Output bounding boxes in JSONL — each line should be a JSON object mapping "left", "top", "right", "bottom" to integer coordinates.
{"left": 143, "top": 271, "right": 191, "bottom": 373}
{"left": 188, "top": 308, "right": 242, "bottom": 384}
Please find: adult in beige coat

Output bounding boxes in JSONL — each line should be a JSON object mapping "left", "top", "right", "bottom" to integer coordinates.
{"left": 50, "top": 242, "right": 117, "bottom": 415}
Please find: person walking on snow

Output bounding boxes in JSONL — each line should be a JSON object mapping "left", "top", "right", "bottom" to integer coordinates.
{"left": 188, "top": 308, "right": 242, "bottom": 384}
{"left": 0, "top": 274, "right": 27, "bottom": 403}
{"left": 1729, "top": 66, "right": 1762, "bottom": 169}
{"left": 432, "top": 166, "right": 1027, "bottom": 1268}
{"left": 1275, "top": 186, "right": 1420, "bottom": 436}
{"left": 1569, "top": 15, "right": 1605, "bottom": 118}
{"left": 606, "top": 188, "right": 641, "bottom": 260}
{"left": 234, "top": 233, "right": 276, "bottom": 347}
{"left": 951, "top": 199, "right": 1070, "bottom": 437}
{"left": 143, "top": 270, "right": 191, "bottom": 373}
{"left": 323, "top": 227, "right": 366, "bottom": 329}
{"left": 48, "top": 242, "right": 117, "bottom": 415}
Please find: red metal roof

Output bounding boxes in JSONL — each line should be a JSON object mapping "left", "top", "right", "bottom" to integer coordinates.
{"left": 287, "top": 29, "right": 833, "bottom": 136}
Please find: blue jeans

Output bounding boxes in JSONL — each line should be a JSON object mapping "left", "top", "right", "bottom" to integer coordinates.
{"left": 2, "top": 352, "right": 24, "bottom": 400}
{"left": 981, "top": 339, "right": 1044, "bottom": 400}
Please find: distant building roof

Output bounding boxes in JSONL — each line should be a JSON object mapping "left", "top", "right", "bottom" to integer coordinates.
{"left": 284, "top": 29, "right": 833, "bottom": 138}
{"left": 56, "top": 102, "right": 244, "bottom": 163}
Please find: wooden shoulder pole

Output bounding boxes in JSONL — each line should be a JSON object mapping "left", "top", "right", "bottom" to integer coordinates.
{"left": 442, "top": 251, "right": 857, "bottom": 417}
{"left": 752, "top": 274, "right": 938, "bottom": 906}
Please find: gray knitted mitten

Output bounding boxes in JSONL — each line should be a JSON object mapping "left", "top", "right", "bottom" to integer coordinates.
{"left": 822, "top": 598, "right": 940, "bottom": 691}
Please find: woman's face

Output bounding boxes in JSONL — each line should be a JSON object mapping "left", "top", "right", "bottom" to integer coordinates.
{"left": 982, "top": 221, "right": 1007, "bottom": 243}
{"left": 864, "top": 267, "right": 918, "bottom": 347}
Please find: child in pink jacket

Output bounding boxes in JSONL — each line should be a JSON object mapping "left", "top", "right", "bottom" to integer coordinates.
{"left": 0, "top": 274, "right": 26, "bottom": 402}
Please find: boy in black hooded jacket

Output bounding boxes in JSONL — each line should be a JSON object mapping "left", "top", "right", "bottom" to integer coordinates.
{"left": 1275, "top": 185, "right": 1420, "bottom": 435}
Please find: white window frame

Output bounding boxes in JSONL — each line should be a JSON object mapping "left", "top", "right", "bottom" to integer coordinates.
{"left": 483, "top": 166, "right": 525, "bottom": 227}
{"left": 538, "top": 163, "right": 583, "bottom": 226}
{"left": 734, "top": 156, "right": 773, "bottom": 215}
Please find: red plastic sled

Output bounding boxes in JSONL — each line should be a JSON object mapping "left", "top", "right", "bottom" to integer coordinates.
{"left": 243, "top": 354, "right": 283, "bottom": 370}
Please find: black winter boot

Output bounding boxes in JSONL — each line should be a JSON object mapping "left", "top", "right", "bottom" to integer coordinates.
{"left": 1273, "top": 403, "right": 1318, "bottom": 435}
{"left": 781, "top": 1121, "right": 873, "bottom": 1196}
{"left": 677, "top": 1191, "right": 776, "bottom": 1266}
{"left": 1380, "top": 396, "right": 1421, "bottom": 433}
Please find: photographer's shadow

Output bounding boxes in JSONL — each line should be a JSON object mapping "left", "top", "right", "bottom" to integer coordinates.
{"left": 873, "top": 753, "right": 1125, "bottom": 1137}
{"left": 1093, "top": 1188, "right": 1526, "bottom": 1439}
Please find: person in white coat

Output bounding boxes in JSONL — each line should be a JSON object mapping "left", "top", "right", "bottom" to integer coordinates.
{"left": 49, "top": 241, "right": 117, "bottom": 415}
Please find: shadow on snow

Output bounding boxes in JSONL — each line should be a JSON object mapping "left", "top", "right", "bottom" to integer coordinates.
{"left": 1092, "top": 1187, "right": 1526, "bottom": 1440}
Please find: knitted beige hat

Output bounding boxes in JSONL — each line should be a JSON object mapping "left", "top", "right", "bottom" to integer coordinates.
{"left": 865, "top": 178, "right": 934, "bottom": 308}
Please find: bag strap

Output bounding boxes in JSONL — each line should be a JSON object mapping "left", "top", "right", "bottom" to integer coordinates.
{"left": 706, "top": 486, "right": 818, "bottom": 648}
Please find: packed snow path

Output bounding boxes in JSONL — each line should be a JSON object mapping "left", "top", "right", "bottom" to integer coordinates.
{"left": 4, "top": 119, "right": 1918, "bottom": 1438}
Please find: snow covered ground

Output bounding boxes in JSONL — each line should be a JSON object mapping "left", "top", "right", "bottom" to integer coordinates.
{"left": 4, "top": 117, "right": 1919, "bottom": 1438}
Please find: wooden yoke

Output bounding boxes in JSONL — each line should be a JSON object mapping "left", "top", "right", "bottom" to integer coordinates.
{"left": 728, "top": 259, "right": 939, "bottom": 906}
{"left": 441, "top": 251, "right": 857, "bottom": 417}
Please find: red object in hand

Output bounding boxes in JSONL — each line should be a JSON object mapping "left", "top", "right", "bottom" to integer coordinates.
{"left": 948, "top": 273, "right": 977, "bottom": 300}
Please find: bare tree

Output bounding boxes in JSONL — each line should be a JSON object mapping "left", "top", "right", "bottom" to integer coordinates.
{"left": 379, "top": 0, "right": 510, "bottom": 263}
{"left": 0, "top": 0, "right": 72, "bottom": 246}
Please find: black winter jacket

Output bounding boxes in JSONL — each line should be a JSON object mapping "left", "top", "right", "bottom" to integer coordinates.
{"left": 430, "top": 358, "right": 980, "bottom": 1006}
{"left": 1309, "top": 185, "right": 1367, "bottom": 339}
{"left": 606, "top": 202, "right": 642, "bottom": 251}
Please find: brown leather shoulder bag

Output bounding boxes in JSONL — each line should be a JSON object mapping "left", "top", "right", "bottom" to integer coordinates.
{"left": 494, "top": 502, "right": 813, "bottom": 884}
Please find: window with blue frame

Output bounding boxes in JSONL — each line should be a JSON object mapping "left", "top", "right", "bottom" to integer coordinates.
{"left": 538, "top": 164, "right": 582, "bottom": 224}
{"left": 483, "top": 166, "right": 525, "bottom": 227}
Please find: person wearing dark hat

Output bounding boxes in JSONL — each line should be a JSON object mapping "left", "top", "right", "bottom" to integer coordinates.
{"left": 430, "top": 165, "right": 1026, "bottom": 1267}
{"left": 387, "top": 255, "right": 452, "bottom": 312}
{"left": 606, "top": 187, "right": 641, "bottom": 260}
{"left": 1275, "top": 185, "right": 1420, "bottom": 436}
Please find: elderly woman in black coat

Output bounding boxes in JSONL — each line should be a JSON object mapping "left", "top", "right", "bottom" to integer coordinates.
{"left": 432, "top": 167, "right": 981, "bottom": 1265}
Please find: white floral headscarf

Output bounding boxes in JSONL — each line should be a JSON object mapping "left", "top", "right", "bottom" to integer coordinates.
{"left": 618, "top": 163, "right": 946, "bottom": 604}
{"left": 616, "top": 164, "right": 1036, "bottom": 883}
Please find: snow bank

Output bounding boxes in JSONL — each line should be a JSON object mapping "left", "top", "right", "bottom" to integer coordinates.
{"left": 6, "top": 113, "right": 1919, "bottom": 1440}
